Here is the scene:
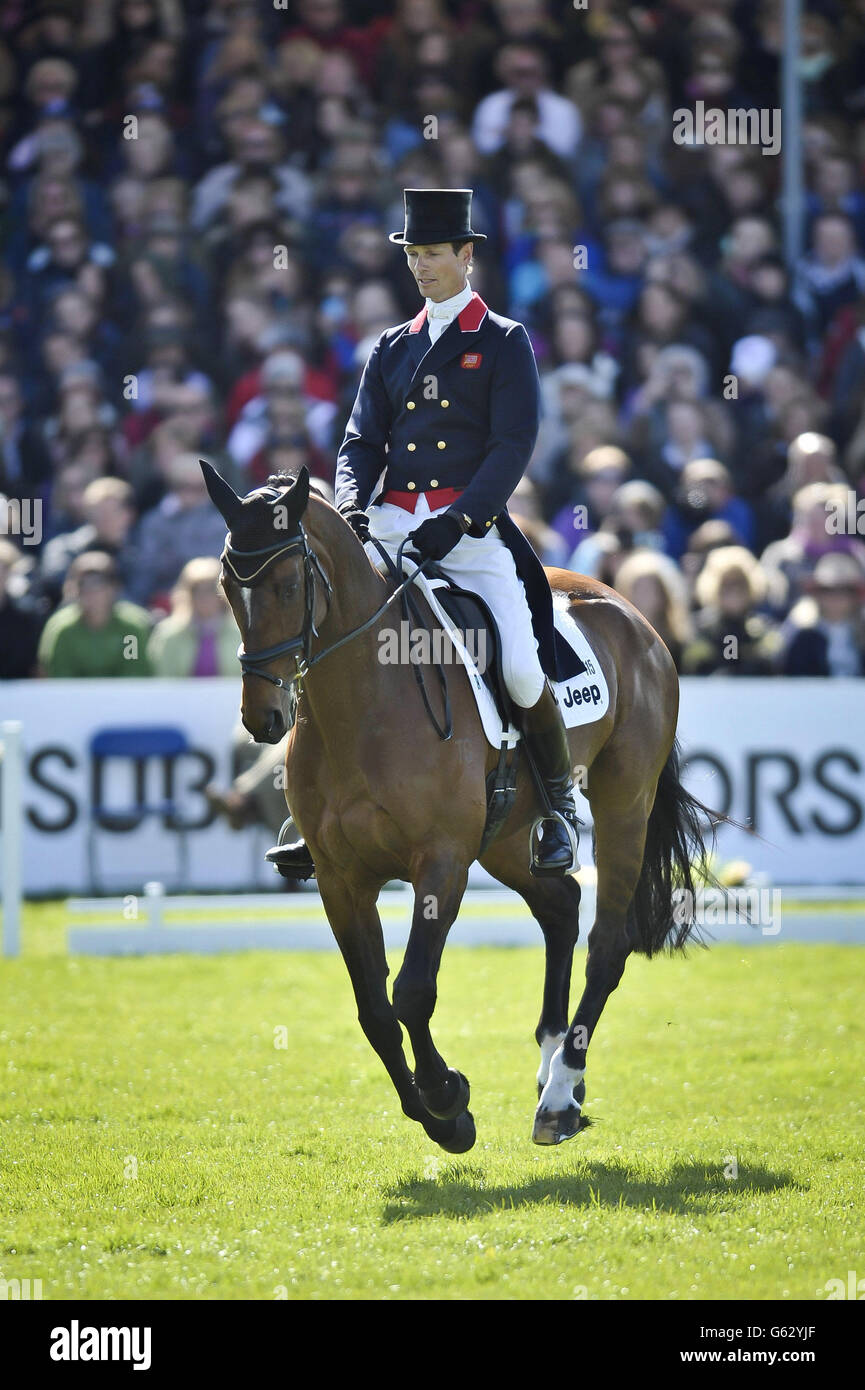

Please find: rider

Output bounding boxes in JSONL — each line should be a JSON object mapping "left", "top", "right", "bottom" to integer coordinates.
{"left": 276, "top": 188, "right": 580, "bottom": 877}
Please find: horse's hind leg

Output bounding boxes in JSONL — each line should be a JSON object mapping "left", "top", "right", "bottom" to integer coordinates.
{"left": 484, "top": 847, "right": 582, "bottom": 1097}
{"left": 533, "top": 772, "right": 652, "bottom": 1145}
{"left": 392, "top": 857, "right": 476, "bottom": 1153}
{"left": 523, "top": 874, "right": 582, "bottom": 1095}
{"left": 316, "top": 868, "right": 466, "bottom": 1150}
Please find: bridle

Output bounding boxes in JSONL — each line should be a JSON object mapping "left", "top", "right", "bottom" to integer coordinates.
{"left": 221, "top": 523, "right": 332, "bottom": 691}
{"left": 221, "top": 522, "right": 430, "bottom": 695}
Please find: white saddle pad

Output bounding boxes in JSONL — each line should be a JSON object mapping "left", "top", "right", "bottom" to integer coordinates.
{"left": 414, "top": 575, "right": 610, "bottom": 749}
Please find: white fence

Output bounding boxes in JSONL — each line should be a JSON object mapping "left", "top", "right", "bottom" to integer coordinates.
{"left": 0, "top": 677, "right": 864, "bottom": 895}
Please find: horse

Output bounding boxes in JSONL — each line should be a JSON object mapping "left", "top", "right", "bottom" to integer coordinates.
{"left": 203, "top": 461, "right": 717, "bottom": 1150}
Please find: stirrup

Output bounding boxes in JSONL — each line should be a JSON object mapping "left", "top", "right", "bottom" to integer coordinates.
{"left": 529, "top": 810, "right": 580, "bottom": 877}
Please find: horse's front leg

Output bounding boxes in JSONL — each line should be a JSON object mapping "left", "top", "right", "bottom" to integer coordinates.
{"left": 316, "top": 868, "right": 463, "bottom": 1149}
{"left": 392, "top": 857, "right": 476, "bottom": 1153}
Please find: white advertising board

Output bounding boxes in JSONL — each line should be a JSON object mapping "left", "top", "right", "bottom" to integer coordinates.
{"left": 0, "top": 678, "right": 863, "bottom": 892}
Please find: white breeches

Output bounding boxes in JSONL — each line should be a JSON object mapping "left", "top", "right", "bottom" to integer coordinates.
{"left": 365, "top": 495, "right": 546, "bottom": 709}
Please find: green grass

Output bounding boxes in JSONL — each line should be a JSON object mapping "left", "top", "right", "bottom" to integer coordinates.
{"left": 0, "top": 903, "right": 862, "bottom": 1300}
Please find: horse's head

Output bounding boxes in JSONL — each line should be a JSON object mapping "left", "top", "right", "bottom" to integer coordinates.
{"left": 201, "top": 460, "right": 331, "bottom": 743}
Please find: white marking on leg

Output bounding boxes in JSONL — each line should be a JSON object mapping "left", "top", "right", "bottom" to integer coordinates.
{"left": 536, "top": 1031, "right": 566, "bottom": 1090}
{"left": 538, "top": 1044, "right": 584, "bottom": 1113}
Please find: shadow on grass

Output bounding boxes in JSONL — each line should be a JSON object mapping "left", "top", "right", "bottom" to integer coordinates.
{"left": 381, "top": 1157, "right": 806, "bottom": 1223}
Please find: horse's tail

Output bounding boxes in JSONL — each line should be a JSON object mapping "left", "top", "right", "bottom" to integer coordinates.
{"left": 628, "top": 736, "right": 727, "bottom": 957}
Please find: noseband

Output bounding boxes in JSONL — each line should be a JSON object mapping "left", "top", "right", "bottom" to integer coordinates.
{"left": 221, "top": 523, "right": 332, "bottom": 690}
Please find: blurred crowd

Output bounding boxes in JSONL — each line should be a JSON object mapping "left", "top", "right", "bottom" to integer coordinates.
{"left": 2, "top": 0, "right": 865, "bottom": 682}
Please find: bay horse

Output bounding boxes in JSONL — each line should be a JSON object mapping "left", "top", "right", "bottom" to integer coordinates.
{"left": 203, "top": 461, "right": 716, "bottom": 1151}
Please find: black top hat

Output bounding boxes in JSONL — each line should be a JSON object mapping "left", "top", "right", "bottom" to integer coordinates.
{"left": 389, "top": 188, "right": 487, "bottom": 246}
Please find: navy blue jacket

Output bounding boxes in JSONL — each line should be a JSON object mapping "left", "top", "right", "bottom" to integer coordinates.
{"left": 783, "top": 624, "right": 865, "bottom": 676}
{"left": 335, "top": 293, "right": 576, "bottom": 680}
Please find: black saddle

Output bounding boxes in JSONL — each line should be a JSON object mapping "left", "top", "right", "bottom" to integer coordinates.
{"left": 423, "top": 569, "right": 588, "bottom": 724}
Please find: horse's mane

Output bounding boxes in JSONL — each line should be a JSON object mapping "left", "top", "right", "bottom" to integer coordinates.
{"left": 264, "top": 471, "right": 333, "bottom": 505}
{"left": 263, "top": 471, "right": 382, "bottom": 578}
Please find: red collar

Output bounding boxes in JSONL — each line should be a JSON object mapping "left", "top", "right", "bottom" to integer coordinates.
{"left": 408, "top": 292, "right": 489, "bottom": 334}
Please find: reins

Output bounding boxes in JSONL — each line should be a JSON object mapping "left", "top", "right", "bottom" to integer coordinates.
{"left": 224, "top": 523, "right": 452, "bottom": 740}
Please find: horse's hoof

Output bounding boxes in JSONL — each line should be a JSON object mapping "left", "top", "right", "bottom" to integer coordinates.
{"left": 421, "top": 1068, "right": 470, "bottom": 1121}
{"left": 532, "top": 1103, "right": 584, "bottom": 1145}
{"left": 436, "top": 1109, "right": 476, "bottom": 1154}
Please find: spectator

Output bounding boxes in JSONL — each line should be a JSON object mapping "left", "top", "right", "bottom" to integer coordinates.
{"left": 794, "top": 212, "right": 865, "bottom": 342}
{"left": 130, "top": 451, "right": 228, "bottom": 608}
{"left": 549, "top": 443, "right": 631, "bottom": 554}
{"left": 744, "top": 254, "right": 808, "bottom": 346}
{"left": 37, "top": 550, "right": 152, "bottom": 677}
{"left": 471, "top": 42, "right": 581, "bottom": 161}
{"left": 825, "top": 297, "right": 865, "bottom": 449}
{"left": 125, "top": 379, "right": 232, "bottom": 514}
{"left": 227, "top": 350, "right": 337, "bottom": 479}
{"left": 0, "top": 538, "right": 43, "bottom": 679}
{"left": 24, "top": 215, "right": 115, "bottom": 324}
{"left": 191, "top": 116, "right": 313, "bottom": 235}
{"left": 147, "top": 556, "right": 238, "bottom": 677}
{"left": 682, "top": 546, "right": 782, "bottom": 675}
{"left": 782, "top": 552, "right": 865, "bottom": 676}
{"left": 608, "top": 479, "right": 667, "bottom": 553}
{"left": 680, "top": 517, "right": 739, "bottom": 594}
{"left": 205, "top": 731, "right": 290, "bottom": 837}
{"left": 759, "top": 431, "right": 846, "bottom": 550}
{"left": 569, "top": 478, "right": 667, "bottom": 575}
{"left": 637, "top": 400, "right": 727, "bottom": 501}
{"left": 39, "top": 477, "right": 138, "bottom": 607}
{"left": 511, "top": 484, "right": 569, "bottom": 567}
{"left": 626, "top": 343, "right": 735, "bottom": 483}
{"left": 0, "top": 370, "right": 52, "bottom": 499}
{"left": 663, "top": 457, "right": 756, "bottom": 560}
{"left": 613, "top": 551, "right": 694, "bottom": 671}
{"left": 761, "top": 481, "right": 865, "bottom": 609}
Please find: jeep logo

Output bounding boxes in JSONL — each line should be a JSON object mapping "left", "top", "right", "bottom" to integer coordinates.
{"left": 561, "top": 683, "right": 602, "bottom": 710}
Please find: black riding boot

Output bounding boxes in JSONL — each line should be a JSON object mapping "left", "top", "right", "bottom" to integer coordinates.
{"left": 264, "top": 817, "right": 316, "bottom": 880}
{"left": 521, "top": 678, "right": 580, "bottom": 876}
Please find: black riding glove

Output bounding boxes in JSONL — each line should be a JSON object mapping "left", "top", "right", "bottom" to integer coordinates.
{"left": 340, "top": 507, "right": 371, "bottom": 544}
{"left": 408, "top": 512, "right": 465, "bottom": 562}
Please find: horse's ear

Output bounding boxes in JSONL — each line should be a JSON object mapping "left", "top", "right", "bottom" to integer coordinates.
{"left": 200, "top": 459, "right": 242, "bottom": 526}
{"left": 278, "top": 465, "right": 310, "bottom": 520}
